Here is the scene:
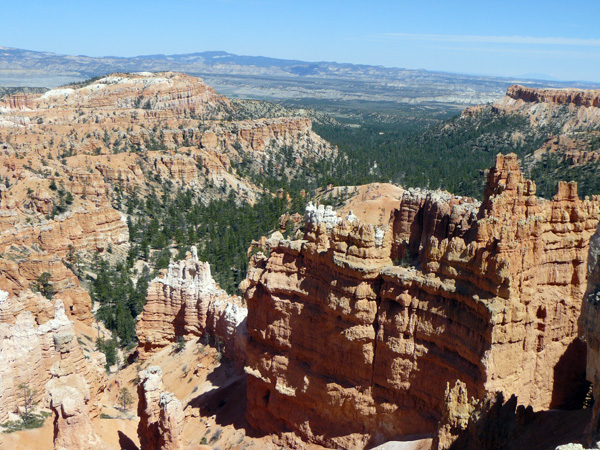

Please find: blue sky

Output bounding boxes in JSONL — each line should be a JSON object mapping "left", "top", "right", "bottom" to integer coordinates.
{"left": 2, "top": 0, "right": 600, "bottom": 82}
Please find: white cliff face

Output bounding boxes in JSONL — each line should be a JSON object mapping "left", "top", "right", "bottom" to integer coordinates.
{"left": 305, "top": 202, "right": 341, "bottom": 229}
{"left": 159, "top": 246, "right": 219, "bottom": 294}
{"left": 0, "top": 298, "right": 104, "bottom": 423}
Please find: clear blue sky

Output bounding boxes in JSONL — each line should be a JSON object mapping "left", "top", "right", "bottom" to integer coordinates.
{"left": 2, "top": 0, "right": 600, "bottom": 82}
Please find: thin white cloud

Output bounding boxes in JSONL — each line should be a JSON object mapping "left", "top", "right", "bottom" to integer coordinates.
{"left": 381, "top": 33, "right": 600, "bottom": 46}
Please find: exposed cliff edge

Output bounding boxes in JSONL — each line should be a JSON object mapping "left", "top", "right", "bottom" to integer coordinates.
{"left": 506, "top": 85, "right": 600, "bottom": 108}
{"left": 242, "top": 153, "right": 600, "bottom": 449}
{"left": 137, "top": 247, "right": 247, "bottom": 364}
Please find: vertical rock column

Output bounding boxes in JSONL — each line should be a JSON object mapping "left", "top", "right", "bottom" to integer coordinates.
{"left": 137, "top": 366, "right": 183, "bottom": 450}
{"left": 46, "top": 366, "right": 111, "bottom": 450}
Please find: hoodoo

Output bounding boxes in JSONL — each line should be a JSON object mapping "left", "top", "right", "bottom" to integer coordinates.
{"left": 243, "top": 153, "right": 600, "bottom": 449}
{"left": 136, "top": 247, "right": 247, "bottom": 363}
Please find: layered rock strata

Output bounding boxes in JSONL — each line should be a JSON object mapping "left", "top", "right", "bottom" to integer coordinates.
{"left": 0, "top": 206, "right": 128, "bottom": 322}
{"left": 137, "top": 247, "right": 247, "bottom": 363}
{"left": 579, "top": 223, "right": 600, "bottom": 445}
{"left": 506, "top": 85, "right": 600, "bottom": 108}
{"left": 243, "top": 153, "right": 600, "bottom": 449}
{"left": 0, "top": 293, "right": 105, "bottom": 422}
{"left": 137, "top": 366, "right": 184, "bottom": 450}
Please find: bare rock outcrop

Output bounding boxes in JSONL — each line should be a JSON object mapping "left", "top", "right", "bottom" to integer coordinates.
{"left": 579, "top": 222, "right": 600, "bottom": 445}
{"left": 242, "top": 153, "right": 600, "bottom": 449}
{"left": 158, "top": 392, "right": 184, "bottom": 450}
{"left": 137, "top": 366, "right": 183, "bottom": 450}
{"left": 483, "top": 84, "right": 600, "bottom": 138}
{"left": 137, "top": 247, "right": 247, "bottom": 364}
{"left": 432, "top": 380, "right": 534, "bottom": 450}
{"left": 0, "top": 294, "right": 105, "bottom": 423}
{"left": 506, "top": 85, "right": 600, "bottom": 108}
{"left": 46, "top": 368, "right": 112, "bottom": 450}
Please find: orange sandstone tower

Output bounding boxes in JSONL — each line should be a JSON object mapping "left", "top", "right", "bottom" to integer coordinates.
{"left": 243, "top": 153, "right": 600, "bottom": 449}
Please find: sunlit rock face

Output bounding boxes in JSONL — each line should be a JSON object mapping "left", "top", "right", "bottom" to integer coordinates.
{"left": 137, "top": 247, "right": 247, "bottom": 363}
{"left": 0, "top": 296, "right": 106, "bottom": 423}
{"left": 242, "top": 153, "right": 600, "bottom": 449}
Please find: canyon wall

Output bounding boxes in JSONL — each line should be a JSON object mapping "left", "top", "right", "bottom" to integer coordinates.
{"left": 490, "top": 84, "right": 600, "bottom": 133}
{"left": 137, "top": 247, "right": 247, "bottom": 363}
{"left": 242, "top": 154, "right": 600, "bottom": 449}
{"left": 578, "top": 222, "right": 600, "bottom": 445}
{"left": 506, "top": 85, "right": 600, "bottom": 108}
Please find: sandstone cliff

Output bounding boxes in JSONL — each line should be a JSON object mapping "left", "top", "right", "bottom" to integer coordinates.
{"left": 137, "top": 247, "right": 247, "bottom": 363}
{"left": 506, "top": 85, "right": 600, "bottom": 109}
{"left": 469, "top": 84, "right": 600, "bottom": 133}
{"left": 578, "top": 222, "right": 600, "bottom": 445}
{"left": 459, "top": 84, "right": 600, "bottom": 191}
{"left": 242, "top": 153, "right": 600, "bottom": 449}
{"left": 432, "top": 380, "right": 534, "bottom": 450}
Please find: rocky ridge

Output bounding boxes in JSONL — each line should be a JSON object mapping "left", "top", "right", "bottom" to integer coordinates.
{"left": 0, "top": 72, "right": 335, "bottom": 206}
{"left": 242, "top": 153, "right": 600, "bottom": 449}
{"left": 459, "top": 84, "right": 600, "bottom": 193}
{"left": 506, "top": 85, "right": 600, "bottom": 109}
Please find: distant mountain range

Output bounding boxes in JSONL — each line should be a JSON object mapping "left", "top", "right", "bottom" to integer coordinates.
{"left": 1, "top": 46, "right": 599, "bottom": 106}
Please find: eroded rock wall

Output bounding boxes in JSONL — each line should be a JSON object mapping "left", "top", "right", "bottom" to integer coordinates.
{"left": 579, "top": 222, "right": 600, "bottom": 444}
{"left": 506, "top": 85, "right": 600, "bottom": 108}
{"left": 0, "top": 294, "right": 105, "bottom": 423}
{"left": 243, "top": 153, "right": 600, "bottom": 449}
{"left": 137, "top": 247, "right": 247, "bottom": 363}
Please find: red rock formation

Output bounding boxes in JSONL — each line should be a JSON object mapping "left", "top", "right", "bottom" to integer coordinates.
{"left": 507, "top": 85, "right": 600, "bottom": 108}
{"left": 0, "top": 204, "right": 128, "bottom": 323}
{"left": 137, "top": 247, "right": 247, "bottom": 363}
{"left": 28, "top": 72, "right": 229, "bottom": 115}
{"left": 391, "top": 187, "right": 479, "bottom": 261}
{"left": 1, "top": 93, "right": 35, "bottom": 110}
{"left": 137, "top": 366, "right": 183, "bottom": 450}
{"left": 242, "top": 153, "right": 600, "bottom": 449}
{"left": 158, "top": 392, "right": 184, "bottom": 450}
{"left": 579, "top": 223, "right": 600, "bottom": 445}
